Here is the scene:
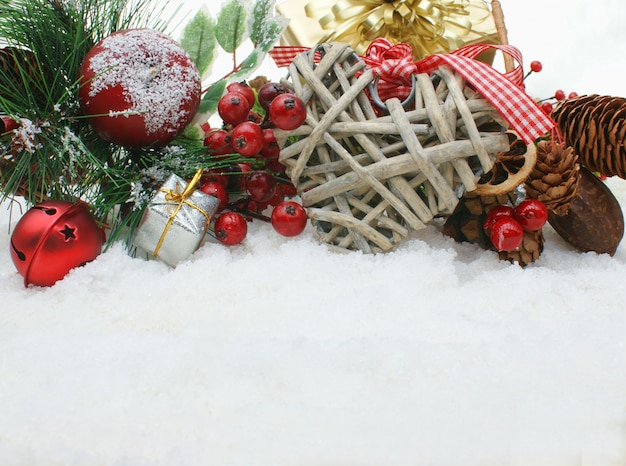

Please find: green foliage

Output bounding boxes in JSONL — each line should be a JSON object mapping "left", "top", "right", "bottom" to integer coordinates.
{"left": 198, "top": 79, "right": 228, "bottom": 116}
{"left": 0, "top": 0, "right": 288, "bottom": 251}
{"left": 250, "top": 0, "right": 288, "bottom": 52}
{"left": 180, "top": 8, "right": 217, "bottom": 79}
{"left": 215, "top": 0, "right": 247, "bottom": 54}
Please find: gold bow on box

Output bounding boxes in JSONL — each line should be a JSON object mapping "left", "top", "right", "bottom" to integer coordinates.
{"left": 277, "top": 0, "right": 499, "bottom": 60}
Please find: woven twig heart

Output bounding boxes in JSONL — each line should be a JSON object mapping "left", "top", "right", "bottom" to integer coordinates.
{"left": 276, "top": 43, "right": 511, "bottom": 253}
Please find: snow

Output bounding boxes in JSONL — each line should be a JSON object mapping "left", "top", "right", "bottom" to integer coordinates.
{"left": 2, "top": 1, "right": 626, "bottom": 464}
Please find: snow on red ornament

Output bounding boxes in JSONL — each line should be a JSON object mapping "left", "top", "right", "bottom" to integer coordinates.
{"left": 78, "top": 28, "right": 201, "bottom": 148}
{"left": 10, "top": 200, "right": 105, "bottom": 287}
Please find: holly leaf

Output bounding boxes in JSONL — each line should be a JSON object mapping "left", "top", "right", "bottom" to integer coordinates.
{"left": 249, "top": 0, "right": 288, "bottom": 53}
{"left": 215, "top": 0, "right": 247, "bottom": 54}
{"left": 179, "top": 8, "right": 217, "bottom": 79}
{"left": 198, "top": 79, "right": 228, "bottom": 115}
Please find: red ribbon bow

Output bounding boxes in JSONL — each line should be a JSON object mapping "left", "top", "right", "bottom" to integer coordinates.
{"left": 362, "top": 39, "right": 417, "bottom": 102}
{"left": 269, "top": 40, "right": 555, "bottom": 143}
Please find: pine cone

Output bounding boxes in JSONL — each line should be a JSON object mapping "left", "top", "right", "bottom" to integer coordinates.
{"left": 525, "top": 139, "right": 580, "bottom": 216}
{"left": 443, "top": 190, "right": 545, "bottom": 266}
{"left": 443, "top": 190, "right": 519, "bottom": 249}
{"left": 551, "top": 94, "right": 626, "bottom": 178}
{"left": 499, "top": 229, "right": 544, "bottom": 266}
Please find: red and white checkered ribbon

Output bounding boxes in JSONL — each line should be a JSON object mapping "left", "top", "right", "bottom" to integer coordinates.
{"left": 269, "top": 40, "right": 555, "bottom": 143}
{"left": 362, "top": 39, "right": 417, "bottom": 102}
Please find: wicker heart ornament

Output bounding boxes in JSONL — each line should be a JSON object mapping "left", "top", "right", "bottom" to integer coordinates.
{"left": 275, "top": 43, "right": 529, "bottom": 253}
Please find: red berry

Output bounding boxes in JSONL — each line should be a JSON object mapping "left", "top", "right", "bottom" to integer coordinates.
{"left": 230, "top": 121, "right": 264, "bottom": 156}
{"left": 540, "top": 101, "right": 553, "bottom": 115}
{"left": 78, "top": 28, "right": 201, "bottom": 148}
{"left": 214, "top": 212, "right": 247, "bottom": 245}
{"left": 227, "top": 81, "right": 255, "bottom": 108}
{"left": 554, "top": 89, "right": 566, "bottom": 101}
{"left": 265, "top": 159, "right": 287, "bottom": 174}
{"left": 245, "top": 171, "right": 277, "bottom": 202}
{"left": 281, "top": 182, "right": 297, "bottom": 198}
{"left": 203, "top": 129, "right": 232, "bottom": 156}
{"left": 271, "top": 201, "right": 308, "bottom": 237}
{"left": 226, "top": 162, "right": 253, "bottom": 192}
{"left": 514, "top": 199, "right": 548, "bottom": 232}
{"left": 568, "top": 91, "right": 579, "bottom": 99}
{"left": 483, "top": 204, "right": 515, "bottom": 231}
{"left": 200, "top": 180, "right": 229, "bottom": 212}
{"left": 265, "top": 183, "right": 285, "bottom": 207}
{"left": 201, "top": 168, "right": 229, "bottom": 189}
{"left": 218, "top": 91, "right": 252, "bottom": 126}
{"left": 258, "top": 81, "right": 291, "bottom": 110}
{"left": 489, "top": 218, "right": 524, "bottom": 252}
{"left": 269, "top": 93, "right": 307, "bottom": 130}
{"left": 260, "top": 128, "right": 280, "bottom": 161}
{"left": 529, "top": 60, "right": 543, "bottom": 73}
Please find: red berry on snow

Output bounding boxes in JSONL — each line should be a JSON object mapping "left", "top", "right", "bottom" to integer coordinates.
{"left": 489, "top": 218, "right": 524, "bottom": 252}
{"left": 214, "top": 211, "right": 247, "bottom": 245}
{"left": 271, "top": 201, "right": 308, "bottom": 237}
{"left": 230, "top": 121, "right": 264, "bottom": 156}
{"left": 78, "top": 28, "right": 201, "bottom": 148}
{"left": 218, "top": 91, "right": 252, "bottom": 126}
{"left": 269, "top": 93, "right": 307, "bottom": 130}
{"left": 514, "top": 199, "right": 548, "bottom": 232}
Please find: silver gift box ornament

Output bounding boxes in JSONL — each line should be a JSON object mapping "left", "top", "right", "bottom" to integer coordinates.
{"left": 133, "top": 173, "right": 220, "bottom": 267}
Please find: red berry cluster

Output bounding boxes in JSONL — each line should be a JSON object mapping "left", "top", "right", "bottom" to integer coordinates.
{"left": 483, "top": 199, "right": 549, "bottom": 252}
{"left": 200, "top": 81, "right": 309, "bottom": 246}
{"left": 540, "top": 89, "right": 579, "bottom": 115}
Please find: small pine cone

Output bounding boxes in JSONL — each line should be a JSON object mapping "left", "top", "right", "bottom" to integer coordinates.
{"left": 442, "top": 190, "right": 519, "bottom": 249}
{"left": 443, "top": 190, "right": 545, "bottom": 266}
{"left": 525, "top": 139, "right": 580, "bottom": 215}
{"left": 499, "top": 229, "right": 545, "bottom": 267}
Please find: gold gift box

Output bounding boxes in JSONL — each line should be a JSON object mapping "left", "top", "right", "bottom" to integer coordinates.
{"left": 277, "top": 0, "right": 500, "bottom": 59}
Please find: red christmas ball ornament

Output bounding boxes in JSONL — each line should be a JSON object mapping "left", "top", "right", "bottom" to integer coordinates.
{"left": 10, "top": 200, "right": 105, "bottom": 287}
{"left": 78, "top": 28, "right": 201, "bottom": 148}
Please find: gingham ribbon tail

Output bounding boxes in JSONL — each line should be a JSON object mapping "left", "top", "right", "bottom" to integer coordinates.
{"left": 269, "top": 41, "right": 556, "bottom": 143}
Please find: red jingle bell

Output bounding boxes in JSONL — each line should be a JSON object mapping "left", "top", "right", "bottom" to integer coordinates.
{"left": 9, "top": 200, "right": 106, "bottom": 287}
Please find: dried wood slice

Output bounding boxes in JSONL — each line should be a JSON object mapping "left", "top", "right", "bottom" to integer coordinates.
{"left": 473, "top": 131, "right": 537, "bottom": 195}
{"left": 548, "top": 166, "right": 624, "bottom": 255}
